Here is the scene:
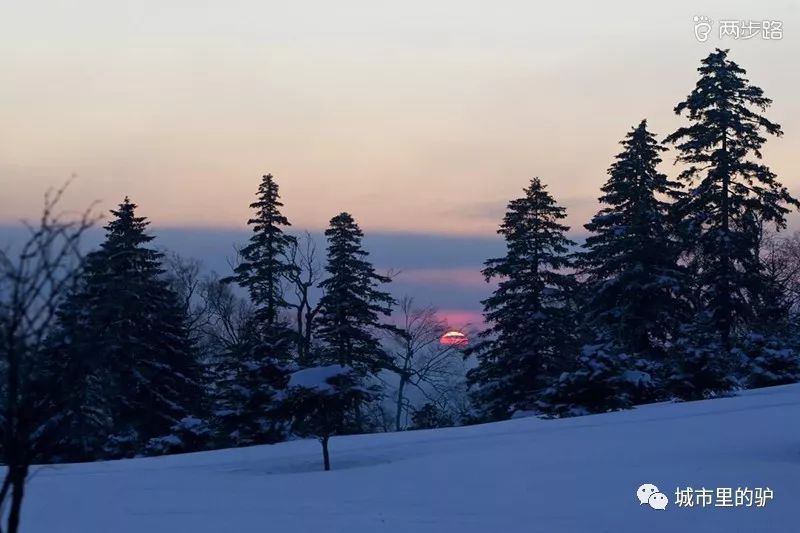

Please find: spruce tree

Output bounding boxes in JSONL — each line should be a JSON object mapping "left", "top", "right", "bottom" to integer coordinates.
{"left": 313, "top": 212, "right": 395, "bottom": 431}
{"left": 665, "top": 49, "right": 799, "bottom": 352}
{"left": 226, "top": 173, "right": 298, "bottom": 331}
{"left": 579, "top": 120, "right": 687, "bottom": 391}
{"left": 466, "top": 178, "right": 577, "bottom": 421}
{"left": 42, "top": 285, "right": 114, "bottom": 461}
{"left": 316, "top": 212, "right": 396, "bottom": 375}
{"left": 52, "top": 198, "right": 205, "bottom": 458}
{"left": 216, "top": 174, "right": 297, "bottom": 445}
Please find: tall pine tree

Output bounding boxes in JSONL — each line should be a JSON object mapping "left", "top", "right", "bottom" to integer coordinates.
{"left": 316, "top": 213, "right": 395, "bottom": 374}
{"left": 466, "top": 178, "right": 577, "bottom": 421}
{"left": 313, "top": 212, "right": 395, "bottom": 430}
{"left": 216, "top": 174, "right": 297, "bottom": 445}
{"left": 51, "top": 198, "right": 204, "bottom": 458}
{"left": 579, "top": 120, "right": 687, "bottom": 388}
{"left": 226, "top": 173, "right": 298, "bottom": 330}
{"left": 665, "top": 49, "right": 799, "bottom": 350}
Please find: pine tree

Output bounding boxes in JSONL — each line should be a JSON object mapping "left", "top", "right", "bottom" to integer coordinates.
{"left": 226, "top": 173, "right": 298, "bottom": 331}
{"left": 579, "top": 120, "right": 687, "bottom": 394}
{"left": 313, "top": 212, "right": 395, "bottom": 431}
{"left": 52, "top": 198, "right": 205, "bottom": 458}
{"left": 665, "top": 49, "right": 799, "bottom": 352}
{"left": 215, "top": 174, "right": 298, "bottom": 445}
{"left": 41, "top": 285, "right": 114, "bottom": 461}
{"left": 316, "top": 212, "right": 395, "bottom": 375}
{"left": 466, "top": 178, "right": 577, "bottom": 421}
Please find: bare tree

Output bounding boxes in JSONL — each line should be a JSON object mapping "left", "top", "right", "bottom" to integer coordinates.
{"left": 197, "top": 275, "right": 256, "bottom": 358}
{"left": 0, "top": 183, "right": 97, "bottom": 533}
{"left": 385, "top": 297, "right": 467, "bottom": 431}
{"left": 163, "top": 253, "right": 210, "bottom": 341}
{"left": 760, "top": 231, "right": 800, "bottom": 316}
{"left": 283, "top": 232, "right": 324, "bottom": 364}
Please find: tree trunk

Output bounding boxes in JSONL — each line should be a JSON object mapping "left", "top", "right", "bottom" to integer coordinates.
{"left": 720, "top": 131, "right": 731, "bottom": 351}
{"left": 0, "top": 468, "right": 11, "bottom": 533}
{"left": 394, "top": 377, "right": 407, "bottom": 432}
{"left": 7, "top": 464, "right": 28, "bottom": 533}
{"left": 320, "top": 436, "right": 331, "bottom": 471}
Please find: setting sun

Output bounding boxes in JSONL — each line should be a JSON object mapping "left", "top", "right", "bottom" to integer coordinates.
{"left": 440, "top": 330, "right": 468, "bottom": 347}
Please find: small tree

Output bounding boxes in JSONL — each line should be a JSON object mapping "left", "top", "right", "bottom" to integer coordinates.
{"left": 282, "top": 365, "right": 374, "bottom": 471}
{"left": 0, "top": 183, "right": 96, "bottom": 533}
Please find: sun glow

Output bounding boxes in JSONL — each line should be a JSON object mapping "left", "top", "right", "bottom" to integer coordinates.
{"left": 440, "top": 330, "right": 468, "bottom": 347}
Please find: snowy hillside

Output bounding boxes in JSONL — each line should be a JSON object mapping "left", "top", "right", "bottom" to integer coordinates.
{"left": 22, "top": 384, "right": 800, "bottom": 533}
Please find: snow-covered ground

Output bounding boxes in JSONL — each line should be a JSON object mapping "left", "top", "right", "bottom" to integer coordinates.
{"left": 21, "top": 384, "right": 800, "bottom": 532}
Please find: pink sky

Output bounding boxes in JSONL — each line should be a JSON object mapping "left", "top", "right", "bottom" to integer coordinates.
{"left": 2, "top": 1, "right": 799, "bottom": 237}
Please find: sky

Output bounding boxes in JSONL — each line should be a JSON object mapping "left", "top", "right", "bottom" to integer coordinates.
{"left": 2, "top": 0, "right": 800, "bottom": 323}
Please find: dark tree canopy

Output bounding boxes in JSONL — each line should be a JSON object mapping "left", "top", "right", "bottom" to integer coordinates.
{"left": 316, "top": 212, "right": 396, "bottom": 376}
{"left": 580, "top": 120, "right": 687, "bottom": 361}
{"left": 226, "top": 174, "right": 298, "bottom": 329}
{"left": 466, "top": 178, "right": 577, "bottom": 420}
{"left": 665, "top": 48, "right": 799, "bottom": 348}
{"left": 51, "top": 198, "right": 204, "bottom": 458}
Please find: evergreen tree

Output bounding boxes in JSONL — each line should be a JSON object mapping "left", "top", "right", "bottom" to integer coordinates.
{"left": 52, "top": 198, "right": 205, "bottom": 458}
{"left": 226, "top": 173, "right": 298, "bottom": 331}
{"left": 665, "top": 49, "right": 799, "bottom": 351}
{"left": 739, "top": 235, "right": 800, "bottom": 388}
{"left": 580, "top": 120, "right": 686, "bottom": 365}
{"left": 537, "top": 341, "right": 652, "bottom": 417}
{"left": 314, "top": 213, "right": 396, "bottom": 431}
{"left": 282, "top": 365, "right": 375, "bottom": 471}
{"left": 42, "top": 285, "right": 114, "bottom": 461}
{"left": 466, "top": 178, "right": 577, "bottom": 421}
{"left": 316, "top": 212, "right": 396, "bottom": 375}
{"left": 668, "top": 314, "right": 738, "bottom": 400}
{"left": 212, "top": 316, "right": 289, "bottom": 446}
{"left": 215, "top": 174, "right": 298, "bottom": 445}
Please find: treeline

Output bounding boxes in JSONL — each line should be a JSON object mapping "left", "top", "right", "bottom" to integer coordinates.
{"left": 1, "top": 171, "right": 469, "bottom": 474}
{"left": 467, "top": 49, "right": 800, "bottom": 420}
{"left": 1, "top": 48, "right": 799, "bottom": 490}
{"left": 29, "top": 184, "right": 455, "bottom": 464}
